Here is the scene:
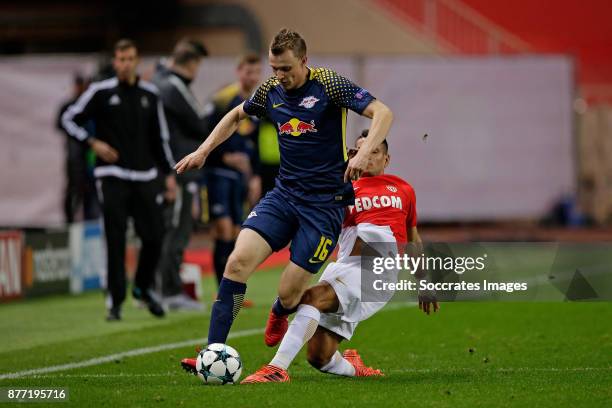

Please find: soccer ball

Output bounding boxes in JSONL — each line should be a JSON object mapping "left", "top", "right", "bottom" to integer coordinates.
{"left": 196, "top": 343, "right": 242, "bottom": 385}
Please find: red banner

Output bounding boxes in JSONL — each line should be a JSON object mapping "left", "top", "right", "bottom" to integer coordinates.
{"left": 0, "top": 230, "right": 23, "bottom": 302}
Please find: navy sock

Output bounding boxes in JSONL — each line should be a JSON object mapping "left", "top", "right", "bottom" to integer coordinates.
{"left": 213, "top": 239, "right": 235, "bottom": 286}
{"left": 208, "top": 277, "right": 246, "bottom": 344}
{"left": 272, "top": 296, "right": 298, "bottom": 316}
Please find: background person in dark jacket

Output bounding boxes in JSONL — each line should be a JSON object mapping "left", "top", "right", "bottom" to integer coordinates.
{"left": 152, "top": 38, "right": 209, "bottom": 310}
{"left": 56, "top": 73, "right": 100, "bottom": 223}
{"left": 62, "top": 39, "right": 176, "bottom": 321}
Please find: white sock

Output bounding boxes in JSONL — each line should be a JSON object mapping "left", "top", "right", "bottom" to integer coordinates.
{"left": 319, "top": 351, "right": 356, "bottom": 377}
{"left": 270, "top": 304, "right": 321, "bottom": 370}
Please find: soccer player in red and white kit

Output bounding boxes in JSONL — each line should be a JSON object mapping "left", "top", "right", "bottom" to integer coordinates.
{"left": 240, "top": 130, "right": 439, "bottom": 383}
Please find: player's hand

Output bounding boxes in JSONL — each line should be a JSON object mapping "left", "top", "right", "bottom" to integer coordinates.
{"left": 90, "top": 139, "right": 119, "bottom": 163}
{"left": 344, "top": 152, "right": 368, "bottom": 182}
{"left": 164, "top": 174, "right": 177, "bottom": 202}
{"left": 175, "top": 149, "right": 207, "bottom": 174}
{"left": 418, "top": 289, "right": 439, "bottom": 315}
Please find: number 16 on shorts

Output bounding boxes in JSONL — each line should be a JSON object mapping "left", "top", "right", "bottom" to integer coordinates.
{"left": 309, "top": 236, "right": 333, "bottom": 264}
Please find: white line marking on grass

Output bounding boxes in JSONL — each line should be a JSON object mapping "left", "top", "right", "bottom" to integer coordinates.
{"left": 0, "top": 302, "right": 416, "bottom": 380}
{"left": 0, "top": 328, "right": 263, "bottom": 380}
{"left": 26, "top": 373, "right": 182, "bottom": 379}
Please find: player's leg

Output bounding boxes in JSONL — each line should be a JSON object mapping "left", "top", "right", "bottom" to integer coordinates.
{"left": 207, "top": 228, "right": 271, "bottom": 344}
{"left": 307, "top": 258, "right": 384, "bottom": 377}
{"left": 181, "top": 226, "right": 272, "bottom": 375}
{"left": 264, "top": 204, "right": 344, "bottom": 346}
{"left": 306, "top": 327, "right": 352, "bottom": 374}
{"left": 241, "top": 282, "right": 338, "bottom": 383}
{"left": 178, "top": 188, "right": 296, "bottom": 377}
{"left": 230, "top": 174, "right": 254, "bottom": 307}
{"left": 208, "top": 189, "right": 296, "bottom": 344}
{"left": 308, "top": 325, "right": 383, "bottom": 377}
{"left": 269, "top": 283, "right": 337, "bottom": 368}
{"left": 264, "top": 262, "right": 313, "bottom": 346}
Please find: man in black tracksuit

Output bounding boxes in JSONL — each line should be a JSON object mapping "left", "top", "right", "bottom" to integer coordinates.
{"left": 151, "top": 39, "right": 209, "bottom": 310}
{"left": 62, "top": 39, "right": 176, "bottom": 321}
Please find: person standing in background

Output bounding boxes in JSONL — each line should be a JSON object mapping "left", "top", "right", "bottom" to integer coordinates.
{"left": 152, "top": 38, "right": 209, "bottom": 310}
{"left": 56, "top": 73, "right": 100, "bottom": 223}
{"left": 62, "top": 39, "right": 176, "bottom": 321}
{"left": 205, "top": 54, "right": 262, "bottom": 305}
{"left": 256, "top": 119, "right": 281, "bottom": 197}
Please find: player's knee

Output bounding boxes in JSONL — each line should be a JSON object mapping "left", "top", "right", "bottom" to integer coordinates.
{"left": 278, "top": 289, "right": 302, "bottom": 310}
{"left": 300, "top": 285, "right": 336, "bottom": 312}
{"left": 300, "top": 287, "right": 324, "bottom": 311}
{"left": 307, "top": 349, "right": 332, "bottom": 370}
{"left": 223, "top": 252, "right": 250, "bottom": 280}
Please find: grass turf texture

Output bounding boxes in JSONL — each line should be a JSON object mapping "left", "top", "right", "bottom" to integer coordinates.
{"left": 1, "top": 266, "right": 611, "bottom": 407}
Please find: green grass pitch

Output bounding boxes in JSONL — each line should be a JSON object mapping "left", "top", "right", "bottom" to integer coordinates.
{"left": 1, "top": 266, "right": 611, "bottom": 407}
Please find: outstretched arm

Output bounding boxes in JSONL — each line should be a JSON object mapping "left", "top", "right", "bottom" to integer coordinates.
{"left": 344, "top": 100, "right": 393, "bottom": 182}
{"left": 174, "top": 102, "right": 250, "bottom": 174}
{"left": 407, "top": 227, "right": 439, "bottom": 315}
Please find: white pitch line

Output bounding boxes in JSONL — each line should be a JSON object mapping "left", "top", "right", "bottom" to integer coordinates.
{"left": 0, "top": 302, "right": 416, "bottom": 381}
{"left": 26, "top": 373, "right": 182, "bottom": 379}
{"left": 0, "top": 328, "right": 263, "bottom": 380}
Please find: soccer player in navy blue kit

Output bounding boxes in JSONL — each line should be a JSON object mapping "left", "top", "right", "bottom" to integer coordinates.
{"left": 175, "top": 28, "right": 393, "bottom": 357}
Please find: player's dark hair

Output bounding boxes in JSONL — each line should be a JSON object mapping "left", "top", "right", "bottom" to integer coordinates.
{"left": 358, "top": 129, "right": 389, "bottom": 152}
{"left": 237, "top": 52, "right": 261, "bottom": 68}
{"left": 173, "top": 38, "right": 208, "bottom": 65}
{"left": 270, "top": 28, "right": 307, "bottom": 59}
{"left": 114, "top": 38, "right": 137, "bottom": 56}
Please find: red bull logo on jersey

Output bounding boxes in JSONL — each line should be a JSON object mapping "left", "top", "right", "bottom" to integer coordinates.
{"left": 348, "top": 195, "right": 403, "bottom": 213}
{"left": 277, "top": 118, "right": 318, "bottom": 137}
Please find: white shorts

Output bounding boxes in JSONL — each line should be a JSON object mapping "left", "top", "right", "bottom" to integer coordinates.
{"left": 317, "top": 257, "right": 391, "bottom": 340}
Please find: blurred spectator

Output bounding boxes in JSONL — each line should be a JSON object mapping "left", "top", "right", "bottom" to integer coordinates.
{"left": 62, "top": 39, "right": 176, "bottom": 321}
{"left": 152, "top": 38, "right": 209, "bottom": 310}
{"left": 56, "top": 73, "right": 100, "bottom": 223}
{"left": 205, "top": 54, "right": 262, "bottom": 299}
{"left": 257, "top": 119, "right": 281, "bottom": 196}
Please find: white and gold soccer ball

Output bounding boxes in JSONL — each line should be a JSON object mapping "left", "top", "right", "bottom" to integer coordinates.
{"left": 196, "top": 343, "right": 242, "bottom": 385}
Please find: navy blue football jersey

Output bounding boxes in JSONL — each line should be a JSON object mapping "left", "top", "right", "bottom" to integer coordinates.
{"left": 242, "top": 67, "right": 375, "bottom": 206}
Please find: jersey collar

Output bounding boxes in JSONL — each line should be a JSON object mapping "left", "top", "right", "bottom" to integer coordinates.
{"left": 285, "top": 67, "right": 313, "bottom": 96}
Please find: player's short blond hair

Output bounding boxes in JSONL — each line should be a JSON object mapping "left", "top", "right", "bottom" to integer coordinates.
{"left": 270, "top": 28, "right": 307, "bottom": 59}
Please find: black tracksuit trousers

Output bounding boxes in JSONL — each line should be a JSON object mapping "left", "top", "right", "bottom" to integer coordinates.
{"left": 99, "top": 176, "right": 165, "bottom": 308}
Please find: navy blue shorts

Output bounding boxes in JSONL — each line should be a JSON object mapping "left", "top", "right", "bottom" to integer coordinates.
{"left": 206, "top": 168, "right": 245, "bottom": 225}
{"left": 242, "top": 188, "right": 344, "bottom": 273}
